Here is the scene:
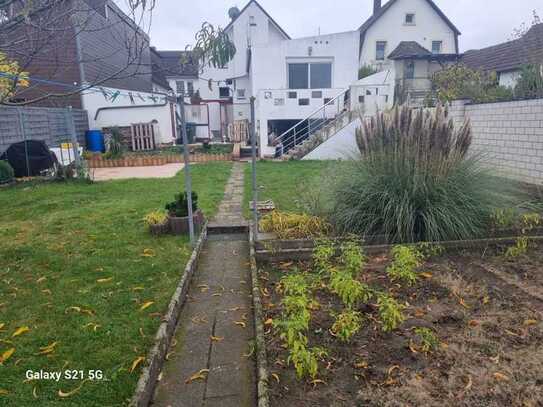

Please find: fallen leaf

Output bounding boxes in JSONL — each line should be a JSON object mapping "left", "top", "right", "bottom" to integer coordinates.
{"left": 464, "top": 375, "right": 473, "bottom": 391}
{"left": 354, "top": 361, "right": 368, "bottom": 369}
{"left": 0, "top": 348, "right": 15, "bottom": 364}
{"left": 33, "top": 386, "right": 38, "bottom": 399}
{"left": 271, "top": 373, "right": 280, "bottom": 383}
{"left": 234, "top": 321, "right": 246, "bottom": 328}
{"left": 65, "top": 306, "right": 81, "bottom": 314}
{"left": 58, "top": 380, "right": 88, "bottom": 398}
{"left": 0, "top": 389, "right": 8, "bottom": 395}
{"left": 524, "top": 319, "right": 538, "bottom": 326}
{"left": 185, "top": 369, "right": 209, "bottom": 384}
{"left": 36, "top": 342, "right": 58, "bottom": 355}
{"left": 264, "top": 318, "right": 273, "bottom": 326}
{"left": 458, "top": 298, "right": 470, "bottom": 309}
{"left": 130, "top": 356, "right": 145, "bottom": 373}
{"left": 96, "top": 278, "right": 113, "bottom": 283}
{"left": 36, "top": 277, "right": 47, "bottom": 283}
{"left": 210, "top": 336, "right": 224, "bottom": 342}
{"left": 310, "top": 379, "right": 326, "bottom": 387}
{"left": 141, "top": 249, "right": 156, "bottom": 257}
{"left": 139, "top": 301, "right": 154, "bottom": 311}
{"left": 41, "top": 289, "right": 52, "bottom": 295}
{"left": 12, "top": 326, "right": 30, "bottom": 337}
{"left": 132, "top": 287, "right": 145, "bottom": 291}
{"left": 139, "top": 328, "right": 146, "bottom": 338}
{"left": 468, "top": 320, "right": 480, "bottom": 327}
{"left": 0, "top": 323, "right": 4, "bottom": 330}
{"left": 493, "top": 372, "right": 510, "bottom": 382}
{"left": 482, "top": 295, "right": 490, "bottom": 305}
{"left": 387, "top": 365, "right": 400, "bottom": 376}
{"left": 420, "top": 272, "right": 433, "bottom": 279}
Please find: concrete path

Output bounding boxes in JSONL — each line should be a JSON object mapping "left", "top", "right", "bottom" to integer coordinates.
{"left": 91, "top": 163, "right": 184, "bottom": 181}
{"left": 152, "top": 163, "right": 255, "bottom": 407}
{"left": 208, "top": 163, "right": 247, "bottom": 228}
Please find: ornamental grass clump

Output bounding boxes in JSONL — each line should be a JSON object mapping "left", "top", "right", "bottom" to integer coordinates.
{"left": 330, "top": 104, "right": 516, "bottom": 243}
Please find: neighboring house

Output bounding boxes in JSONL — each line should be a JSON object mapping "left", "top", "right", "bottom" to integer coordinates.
{"left": 190, "top": 0, "right": 460, "bottom": 157}
{"left": 2, "top": 0, "right": 178, "bottom": 145}
{"left": 461, "top": 23, "right": 543, "bottom": 88}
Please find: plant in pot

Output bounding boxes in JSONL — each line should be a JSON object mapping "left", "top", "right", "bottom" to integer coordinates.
{"left": 165, "top": 192, "right": 204, "bottom": 235}
{"left": 143, "top": 210, "right": 169, "bottom": 236}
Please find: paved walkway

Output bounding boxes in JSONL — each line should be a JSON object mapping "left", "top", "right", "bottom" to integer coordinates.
{"left": 209, "top": 163, "right": 247, "bottom": 228}
{"left": 91, "top": 163, "right": 184, "bottom": 181}
{"left": 152, "top": 163, "right": 255, "bottom": 407}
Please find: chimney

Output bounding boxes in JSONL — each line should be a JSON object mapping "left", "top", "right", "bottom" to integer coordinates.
{"left": 373, "top": 0, "right": 381, "bottom": 15}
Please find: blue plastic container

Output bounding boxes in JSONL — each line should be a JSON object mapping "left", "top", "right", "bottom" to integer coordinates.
{"left": 86, "top": 130, "right": 105, "bottom": 153}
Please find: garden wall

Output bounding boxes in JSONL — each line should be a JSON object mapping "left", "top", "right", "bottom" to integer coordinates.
{"left": 0, "top": 106, "right": 89, "bottom": 154}
{"left": 450, "top": 99, "right": 543, "bottom": 185}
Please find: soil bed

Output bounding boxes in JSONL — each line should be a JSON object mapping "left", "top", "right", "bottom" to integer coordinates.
{"left": 260, "top": 246, "right": 543, "bottom": 407}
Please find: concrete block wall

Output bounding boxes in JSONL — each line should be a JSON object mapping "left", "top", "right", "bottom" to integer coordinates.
{"left": 450, "top": 99, "right": 543, "bottom": 186}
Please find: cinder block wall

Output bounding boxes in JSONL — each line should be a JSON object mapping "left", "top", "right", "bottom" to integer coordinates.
{"left": 450, "top": 99, "right": 543, "bottom": 186}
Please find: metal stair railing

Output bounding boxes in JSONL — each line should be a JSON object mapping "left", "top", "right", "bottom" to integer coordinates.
{"left": 276, "top": 88, "right": 350, "bottom": 156}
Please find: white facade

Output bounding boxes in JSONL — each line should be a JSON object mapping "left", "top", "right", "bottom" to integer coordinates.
{"left": 81, "top": 86, "right": 177, "bottom": 144}
{"left": 360, "top": 0, "right": 457, "bottom": 69}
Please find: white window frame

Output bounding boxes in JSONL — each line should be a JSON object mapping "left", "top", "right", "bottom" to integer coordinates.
{"left": 376, "top": 41, "right": 387, "bottom": 61}
{"left": 432, "top": 41, "right": 443, "bottom": 54}
{"left": 405, "top": 13, "right": 416, "bottom": 25}
{"left": 286, "top": 59, "right": 334, "bottom": 89}
{"left": 176, "top": 80, "right": 185, "bottom": 95}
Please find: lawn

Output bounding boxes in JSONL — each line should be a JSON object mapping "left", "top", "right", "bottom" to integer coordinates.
{"left": 243, "top": 160, "right": 331, "bottom": 216}
{"left": 0, "top": 162, "right": 232, "bottom": 406}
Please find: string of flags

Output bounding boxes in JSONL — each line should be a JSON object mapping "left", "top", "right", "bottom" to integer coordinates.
{"left": 93, "top": 87, "right": 167, "bottom": 104}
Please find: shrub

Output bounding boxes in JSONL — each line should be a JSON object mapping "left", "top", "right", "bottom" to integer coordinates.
{"left": 0, "top": 160, "right": 14, "bottom": 184}
{"left": 165, "top": 192, "right": 198, "bottom": 217}
{"left": 328, "top": 105, "right": 516, "bottom": 243}
{"left": 259, "top": 211, "right": 331, "bottom": 240}
{"left": 413, "top": 327, "right": 439, "bottom": 352}
{"left": 105, "top": 127, "right": 124, "bottom": 159}
{"left": 331, "top": 310, "right": 362, "bottom": 342}
{"left": 377, "top": 294, "right": 405, "bottom": 332}
{"left": 358, "top": 64, "right": 377, "bottom": 80}
{"left": 387, "top": 246, "right": 424, "bottom": 286}
{"left": 514, "top": 64, "right": 543, "bottom": 99}
{"left": 143, "top": 210, "right": 168, "bottom": 227}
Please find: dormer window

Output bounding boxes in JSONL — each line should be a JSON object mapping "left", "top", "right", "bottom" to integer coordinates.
{"left": 405, "top": 13, "right": 415, "bottom": 25}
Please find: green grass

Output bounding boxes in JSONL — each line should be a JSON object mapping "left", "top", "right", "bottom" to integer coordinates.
{"left": 0, "top": 162, "right": 231, "bottom": 406}
{"left": 243, "top": 161, "right": 330, "bottom": 216}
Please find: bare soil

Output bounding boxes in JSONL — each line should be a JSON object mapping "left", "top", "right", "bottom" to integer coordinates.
{"left": 260, "top": 246, "right": 543, "bottom": 407}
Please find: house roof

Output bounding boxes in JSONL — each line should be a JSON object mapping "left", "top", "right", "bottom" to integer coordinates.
{"left": 153, "top": 50, "right": 199, "bottom": 78}
{"left": 388, "top": 41, "right": 432, "bottom": 59}
{"left": 461, "top": 23, "right": 543, "bottom": 73}
{"left": 150, "top": 48, "right": 171, "bottom": 90}
{"left": 359, "top": 0, "right": 461, "bottom": 35}
{"left": 223, "top": 0, "right": 291, "bottom": 40}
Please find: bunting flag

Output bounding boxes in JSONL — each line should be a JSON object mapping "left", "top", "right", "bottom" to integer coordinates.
{"left": 128, "top": 92, "right": 135, "bottom": 104}
{"left": 137, "top": 93, "right": 146, "bottom": 102}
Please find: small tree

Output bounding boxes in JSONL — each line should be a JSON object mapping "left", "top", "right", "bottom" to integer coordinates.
{"left": 514, "top": 64, "right": 543, "bottom": 99}
{"left": 358, "top": 65, "right": 377, "bottom": 80}
{"left": 0, "top": 52, "right": 28, "bottom": 103}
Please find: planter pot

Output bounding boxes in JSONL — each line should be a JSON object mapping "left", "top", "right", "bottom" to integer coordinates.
{"left": 149, "top": 222, "right": 170, "bottom": 236}
{"left": 168, "top": 210, "right": 205, "bottom": 235}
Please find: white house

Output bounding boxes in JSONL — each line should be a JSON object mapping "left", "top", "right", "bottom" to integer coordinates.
{"left": 169, "top": 0, "right": 461, "bottom": 157}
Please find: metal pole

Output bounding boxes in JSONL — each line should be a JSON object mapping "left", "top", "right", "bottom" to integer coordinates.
{"left": 179, "top": 97, "right": 195, "bottom": 245}
{"left": 66, "top": 107, "right": 81, "bottom": 169}
{"left": 250, "top": 97, "right": 258, "bottom": 235}
{"left": 17, "top": 108, "right": 30, "bottom": 177}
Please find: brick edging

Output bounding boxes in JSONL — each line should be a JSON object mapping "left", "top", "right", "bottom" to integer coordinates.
{"left": 129, "top": 224, "right": 208, "bottom": 407}
{"left": 249, "top": 223, "right": 270, "bottom": 407}
{"left": 87, "top": 153, "right": 233, "bottom": 168}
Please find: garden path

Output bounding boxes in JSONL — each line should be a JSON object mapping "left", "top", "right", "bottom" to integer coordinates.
{"left": 152, "top": 162, "right": 256, "bottom": 407}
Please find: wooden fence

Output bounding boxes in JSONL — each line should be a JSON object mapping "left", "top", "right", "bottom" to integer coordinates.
{"left": 227, "top": 120, "right": 249, "bottom": 143}
{"left": 131, "top": 123, "right": 156, "bottom": 151}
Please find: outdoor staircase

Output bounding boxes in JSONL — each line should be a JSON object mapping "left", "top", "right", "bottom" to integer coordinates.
{"left": 276, "top": 88, "right": 358, "bottom": 160}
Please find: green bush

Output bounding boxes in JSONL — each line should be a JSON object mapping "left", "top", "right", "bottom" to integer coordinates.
{"left": 0, "top": 160, "right": 14, "bottom": 184}
{"left": 105, "top": 127, "right": 124, "bottom": 159}
{"left": 327, "top": 105, "right": 517, "bottom": 243}
{"left": 165, "top": 192, "right": 198, "bottom": 217}
{"left": 358, "top": 64, "right": 377, "bottom": 80}
{"left": 514, "top": 64, "right": 543, "bottom": 99}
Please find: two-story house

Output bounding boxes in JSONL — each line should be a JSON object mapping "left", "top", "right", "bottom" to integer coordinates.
{"left": 173, "top": 0, "right": 460, "bottom": 157}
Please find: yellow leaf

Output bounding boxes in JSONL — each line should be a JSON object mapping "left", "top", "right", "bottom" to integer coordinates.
{"left": 0, "top": 348, "right": 15, "bottom": 364}
{"left": 210, "top": 336, "right": 224, "bottom": 342}
{"left": 58, "top": 380, "right": 88, "bottom": 398}
{"left": 36, "top": 277, "right": 47, "bottom": 283}
{"left": 310, "top": 379, "right": 326, "bottom": 388}
{"left": 96, "top": 278, "right": 113, "bottom": 283}
{"left": 0, "top": 389, "right": 8, "bottom": 395}
{"left": 524, "top": 319, "right": 538, "bottom": 326}
{"left": 420, "top": 272, "right": 433, "bottom": 279}
{"left": 130, "top": 356, "right": 145, "bottom": 373}
{"left": 65, "top": 306, "right": 81, "bottom": 314}
{"left": 139, "top": 301, "right": 154, "bottom": 311}
{"left": 33, "top": 387, "right": 38, "bottom": 399}
{"left": 271, "top": 373, "right": 280, "bottom": 383}
{"left": 264, "top": 318, "right": 273, "bottom": 326}
{"left": 132, "top": 286, "right": 145, "bottom": 291}
{"left": 41, "top": 289, "right": 52, "bottom": 295}
{"left": 493, "top": 372, "right": 510, "bottom": 382}
{"left": 234, "top": 321, "right": 246, "bottom": 328}
{"left": 12, "top": 326, "right": 30, "bottom": 337}
{"left": 37, "top": 342, "right": 58, "bottom": 355}
{"left": 185, "top": 369, "right": 209, "bottom": 384}
{"left": 141, "top": 249, "right": 156, "bottom": 257}
{"left": 0, "top": 323, "right": 4, "bottom": 330}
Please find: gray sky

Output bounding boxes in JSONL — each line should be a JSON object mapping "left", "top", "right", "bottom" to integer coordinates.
{"left": 148, "top": 0, "right": 542, "bottom": 52}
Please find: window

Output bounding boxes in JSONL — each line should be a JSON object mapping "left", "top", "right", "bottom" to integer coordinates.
{"left": 288, "top": 91, "right": 297, "bottom": 99}
{"left": 358, "top": 95, "right": 365, "bottom": 104}
{"left": 405, "top": 60, "right": 415, "bottom": 79}
{"left": 312, "top": 91, "right": 323, "bottom": 99}
{"left": 219, "top": 87, "right": 230, "bottom": 98}
{"left": 237, "top": 89, "right": 246, "bottom": 99}
{"left": 298, "top": 98, "right": 310, "bottom": 106}
{"left": 176, "top": 81, "right": 185, "bottom": 94}
{"left": 376, "top": 41, "right": 387, "bottom": 61}
{"left": 405, "top": 13, "right": 415, "bottom": 25}
{"left": 288, "top": 62, "right": 332, "bottom": 89}
{"left": 249, "top": 16, "right": 256, "bottom": 26}
{"left": 274, "top": 98, "right": 285, "bottom": 106}
{"left": 187, "top": 82, "right": 194, "bottom": 96}
{"left": 324, "top": 98, "right": 334, "bottom": 105}
{"left": 432, "top": 41, "right": 443, "bottom": 54}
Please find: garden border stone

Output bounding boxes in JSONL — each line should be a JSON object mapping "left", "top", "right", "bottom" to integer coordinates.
{"left": 256, "top": 235, "right": 543, "bottom": 263}
{"left": 129, "top": 224, "right": 208, "bottom": 407}
{"left": 249, "top": 223, "right": 270, "bottom": 407}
